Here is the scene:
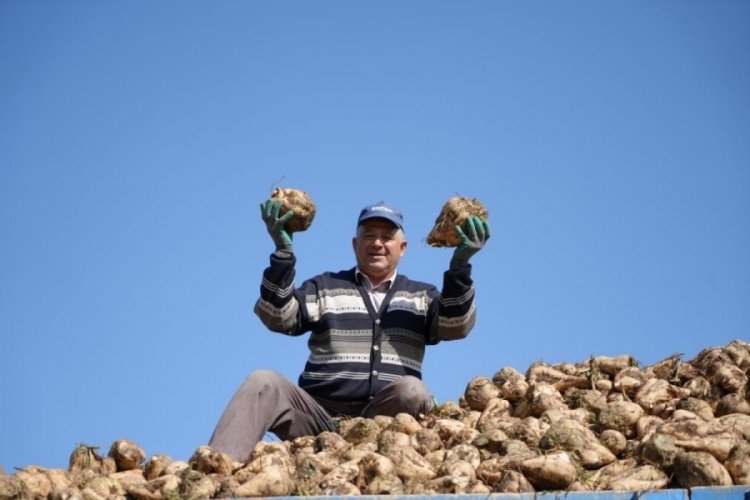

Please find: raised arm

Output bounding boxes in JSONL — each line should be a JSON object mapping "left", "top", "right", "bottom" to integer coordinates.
{"left": 429, "top": 216, "right": 490, "bottom": 343}
{"left": 254, "top": 199, "right": 305, "bottom": 334}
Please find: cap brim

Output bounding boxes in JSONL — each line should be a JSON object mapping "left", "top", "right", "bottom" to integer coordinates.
{"left": 358, "top": 215, "right": 403, "bottom": 230}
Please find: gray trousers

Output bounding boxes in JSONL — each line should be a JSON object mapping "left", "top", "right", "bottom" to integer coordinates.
{"left": 208, "top": 369, "right": 432, "bottom": 461}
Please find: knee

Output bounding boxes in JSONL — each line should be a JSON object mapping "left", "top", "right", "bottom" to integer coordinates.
{"left": 394, "top": 376, "right": 431, "bottom": 407}
{"left": 246, "top": 369, "right": 283, "bottom": 383}
{"left": 240, "top": 370, "right": 286, "bottom": 393}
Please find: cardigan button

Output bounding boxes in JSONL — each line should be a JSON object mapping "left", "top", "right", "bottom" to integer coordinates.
{"left": 372, "top": 370, "right": 378, "bottom": 376}
{"left": 373, "top": 345, "right": 380, "bottom": 351}
{"left": 375, "top": 319, "right": 381, "bottom": 325}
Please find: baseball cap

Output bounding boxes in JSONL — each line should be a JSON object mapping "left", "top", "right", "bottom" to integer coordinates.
{"left": 357, "top": 201, "right": 404, "bottom": 231}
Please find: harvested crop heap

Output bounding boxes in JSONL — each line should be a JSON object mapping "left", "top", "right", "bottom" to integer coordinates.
{"left": 2, "top": 340, "right": 749, "bottom": 499}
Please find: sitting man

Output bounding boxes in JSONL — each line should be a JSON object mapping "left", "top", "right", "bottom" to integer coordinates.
{"left": 208, "top": 200, "right": 490, "bottom": 460}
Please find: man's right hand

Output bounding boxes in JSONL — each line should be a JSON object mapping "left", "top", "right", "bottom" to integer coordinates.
{"left": 260, "top": 199, "right": 294, "bottom": 254}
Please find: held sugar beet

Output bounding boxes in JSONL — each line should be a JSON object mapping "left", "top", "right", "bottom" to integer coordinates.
{"left": 269, "top": 187, "right": 317, "bottom": 233}
{"left": 426, "top": 196, "right": 489, "bottom": 247}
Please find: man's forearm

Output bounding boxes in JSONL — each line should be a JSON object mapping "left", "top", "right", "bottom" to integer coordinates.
{"left": 433, "top": 262, "right": 477, "bottom": 341}
{"left": 254, "top": 252, "right": 303, "bottom": 335}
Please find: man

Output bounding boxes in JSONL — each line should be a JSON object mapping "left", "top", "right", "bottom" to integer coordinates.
{"left": 208, "top": 199, "right": 489, "bottom": 460}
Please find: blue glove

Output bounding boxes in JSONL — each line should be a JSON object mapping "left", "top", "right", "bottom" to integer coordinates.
{"left": 260, "top": 199, "right": 294, "bottom": 254}
{"left": 452, "top": 216, "right": 490, "bottom": 265}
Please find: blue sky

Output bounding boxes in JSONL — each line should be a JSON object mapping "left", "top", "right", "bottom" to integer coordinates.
{"left": 1, "top": 2, "right": 748, "bottom": 470}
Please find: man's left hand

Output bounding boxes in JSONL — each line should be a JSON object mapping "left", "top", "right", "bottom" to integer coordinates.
{"left": 452, "top": 216, "right": 490, "bottom": 263}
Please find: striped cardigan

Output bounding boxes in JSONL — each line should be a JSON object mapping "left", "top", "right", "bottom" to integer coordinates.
{"left": 254, "top": 253, "right": 477, "bottom": 402}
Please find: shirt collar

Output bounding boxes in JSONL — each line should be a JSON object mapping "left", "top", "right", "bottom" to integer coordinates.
{"left": 355, "top": 267, "right": 397, "bottom": 291}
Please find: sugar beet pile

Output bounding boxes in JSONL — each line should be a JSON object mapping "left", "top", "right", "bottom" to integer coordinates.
{"left": 2, "top": 340, "right": 749, "bottom": 499}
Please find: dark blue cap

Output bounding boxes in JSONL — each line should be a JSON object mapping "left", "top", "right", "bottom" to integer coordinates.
{"left": 357, "top": 201, "right": 404, "bottom": 231}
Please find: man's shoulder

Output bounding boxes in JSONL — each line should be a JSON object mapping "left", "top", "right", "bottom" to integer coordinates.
{"left": 312, "top": 268, "right": 357, "bottom": 285}
{"left": 394, "top": 274, "right": 437, "bottom": 293}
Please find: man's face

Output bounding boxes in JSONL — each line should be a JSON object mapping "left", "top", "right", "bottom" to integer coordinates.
{"left": 352, "top": 218, "right": 407, "bottom": 283}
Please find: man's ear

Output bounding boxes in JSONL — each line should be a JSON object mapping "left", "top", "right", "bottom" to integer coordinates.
{"left": 400, "top": 240, "right": 408, "bottom": 257}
